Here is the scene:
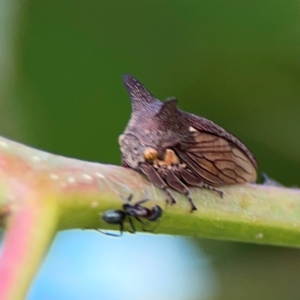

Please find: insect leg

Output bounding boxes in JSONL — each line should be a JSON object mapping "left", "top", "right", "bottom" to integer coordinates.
{"left": 202, "top": 183, "right": 224, "bottom": 197}
{"left": 134, "top": 198, "right": 149, "bottom": 206}
{"left": 119, "top": 222, "right": 124, "bottom": 236}
{"left": 131, "top": 190, "right": 150, "bottom": 206}
{"left": 134, "top": 216, "right": 147, "bottom": 225}
{"left": 142, "top": 220, "right": 161, "bottom": 233}
{"left": 127, "top": 216, "right": 136, "bottom": 233}
{"left": 140, "top": 163, "right": 176, "bottom": 204}
{"left": 181, "top": 168, "right": 224, "bottom": 198}
{"left": 96, "top": 229, "right": 122, "bottom": 237}
{"left": 165, "top": 170, "right": 197, "bottom": 212}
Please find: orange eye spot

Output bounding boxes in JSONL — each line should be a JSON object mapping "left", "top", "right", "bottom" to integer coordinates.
{"left": 164, "top": 149, "right": 180, "bottom": 165}
{"left": 144, "top": 147, "right": 158, "bottom": 161}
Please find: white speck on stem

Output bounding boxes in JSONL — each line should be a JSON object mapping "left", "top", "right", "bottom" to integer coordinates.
{"left": 82, "top": 174, "right": 93, "bottom": 181}
{"left": 50, "top": 174, "right": 59, "bottom": 180}
{"left": 91, "top": 201, "right": 98, "bottom": 208}
{"left": 0, "top": 141, "right": 8, "bottom": 148}
{"left": 95, "top": 172, "right": 105, "bottom": 179}
{"left": 32, "top": 155, "right": 41, "bottom": 162}
{"left": 255, "top": 233, "right": 264, "bottom": 239}
{"left": 67, "top": 177, "right": 76, "bottom": 183}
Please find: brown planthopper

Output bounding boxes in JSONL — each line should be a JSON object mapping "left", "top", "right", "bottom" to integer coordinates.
{"left": 119, "top": 74, "right": 258, "bottom": 212}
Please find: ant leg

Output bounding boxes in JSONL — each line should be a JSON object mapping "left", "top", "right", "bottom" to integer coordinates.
{"left": 96, "top": 229, "right": 122, "bottom": 237}
{"left": 127, "top": 216, "right": 136, "bottom": 233}
{"left": 134, "top": 190, "right": 150, "bottom": 206}
{"left": 119, "top": 222, "right": 124, "bottom": 236}
{"left": 142, "top": 220, "right": 161, "bottom": 233}
{"left": 135, "top": 198, "right": 150, "bottom": 206}
{"left": 134, "top": 216, "right": 147, "bottom": 225}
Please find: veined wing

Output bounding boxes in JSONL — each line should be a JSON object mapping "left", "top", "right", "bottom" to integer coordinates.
{"left": 176, "top": 130, "right": 257, "bottom": 186}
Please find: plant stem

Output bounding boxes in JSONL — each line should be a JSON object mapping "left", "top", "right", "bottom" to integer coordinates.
{"left": 0, "top": 135, "right": 300, "bottom": 299}
{"left": 0, "top": 136, "right": 299, "bottom": 247}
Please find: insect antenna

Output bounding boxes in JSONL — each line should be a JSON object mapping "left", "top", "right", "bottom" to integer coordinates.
{"left": 132, "top": 189, "right": 150, "bottom": 206}
{"left": 120, "top": 193, "right": 134, "bottom": 203}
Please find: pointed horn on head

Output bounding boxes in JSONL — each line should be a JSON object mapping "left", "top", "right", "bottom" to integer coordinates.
{"left": 122, "top": 74, "right": 156, "bottom": 112}
{"left": 156, "top": 97, "right": 179, "bottom": 117}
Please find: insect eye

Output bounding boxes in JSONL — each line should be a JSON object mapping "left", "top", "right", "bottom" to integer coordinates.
{"left": 144, "top": 147, "right": 158, "bottom": 161}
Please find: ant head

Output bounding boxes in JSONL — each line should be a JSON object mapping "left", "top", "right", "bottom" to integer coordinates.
{"left": 147, "top": 205, "right": 163, "bottom": 221}
{"left": 102, "top": 209, "right": 126, "bottom": 225}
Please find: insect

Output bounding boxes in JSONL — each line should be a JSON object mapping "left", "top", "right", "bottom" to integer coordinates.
{"left": 119, "top": 74, "right": 258, "bottom": 212}
{"left": 101, "top": 193, "right": 163, "bottom": 236}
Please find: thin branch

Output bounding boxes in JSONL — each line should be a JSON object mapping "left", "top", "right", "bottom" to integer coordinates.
{"left": 0, "top": 136, "right": 299, "bottom": 246}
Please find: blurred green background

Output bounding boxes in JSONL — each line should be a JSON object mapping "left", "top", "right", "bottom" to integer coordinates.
{"left": 1, "top": 0, "right": 300, "bottom": 299}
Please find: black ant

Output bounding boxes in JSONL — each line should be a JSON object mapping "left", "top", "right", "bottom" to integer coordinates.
{"left": 100, "top": 193, "right": 163, "bottom": 236}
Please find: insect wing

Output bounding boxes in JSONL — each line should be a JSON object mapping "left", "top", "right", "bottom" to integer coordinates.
{"left": 176, "top": 129, "right": 257, "bottom": 186}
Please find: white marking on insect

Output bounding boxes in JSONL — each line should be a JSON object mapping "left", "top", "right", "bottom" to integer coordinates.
{"left": 189, "top": 126, "right": 197, "bottom": 132}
